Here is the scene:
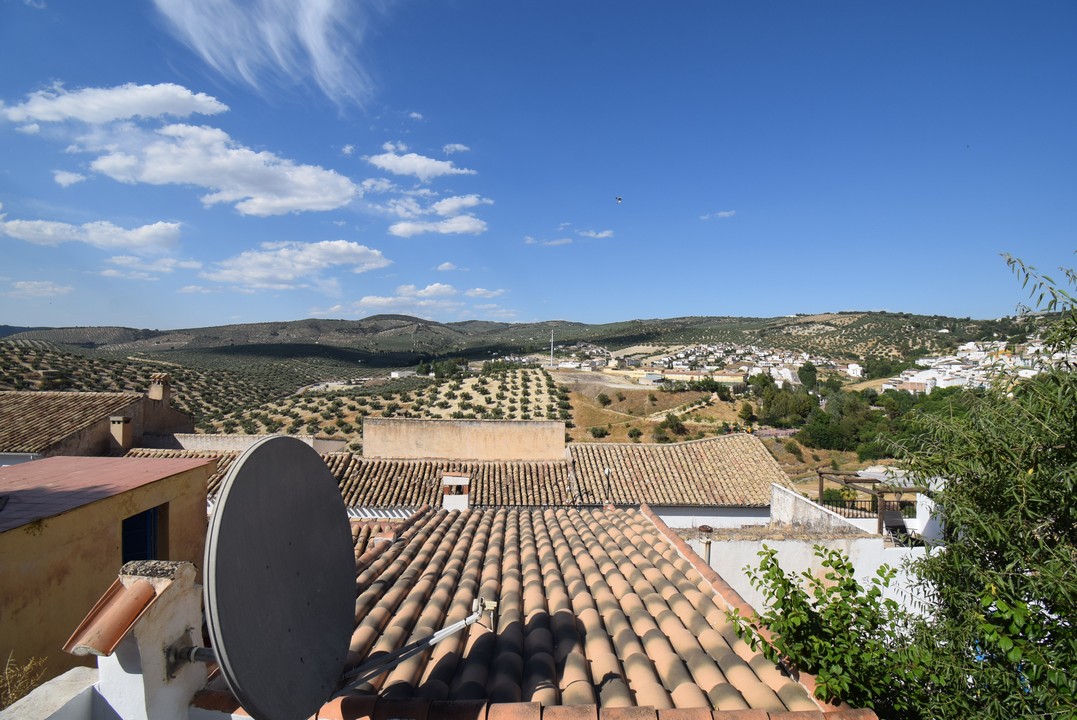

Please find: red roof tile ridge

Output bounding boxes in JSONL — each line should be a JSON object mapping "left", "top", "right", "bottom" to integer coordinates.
{"left": 63, "top": 577, "right": 157, "bottom": 657}
{"left": 314, "top": 696, "right": 878, "bottom": 719}
{"left": 637, "top": 506, "right": 839, "bottom": 714}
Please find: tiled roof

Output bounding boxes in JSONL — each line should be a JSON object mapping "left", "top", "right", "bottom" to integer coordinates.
{"left": 0, "top": 456, "right": 215, "bottom": 532}
{"left": 335, "top": 456, "right": 574, "bottom": 508}
{"left": 127, "top": 434, "right": 788, "bottom": 509}
{"left": 124, "top": 448, "right": 239, "bottom": 496}
{"left": 330, "top": 505, "right": 835, "bottom": 714}
{"left": 569, "top": 436, "right": 790, "bottom": 507}
{"left": 0, "top": 390, "right": 141, "bottom": 453}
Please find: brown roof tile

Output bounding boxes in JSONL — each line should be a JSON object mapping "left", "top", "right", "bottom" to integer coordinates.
{"left": 327, "top": 507, "right": 827, "bottom": 714}
{"left": 0, "top": 390, "right": 141, "bottom": 453}
{"left": 128, "top": 434, "right": 787, "bottom": 510}
{"left": 569, "top": 436, "right": 789, "bottom": 508}
{"left": 123, "top": 448, "right": 238, "bottom": 496}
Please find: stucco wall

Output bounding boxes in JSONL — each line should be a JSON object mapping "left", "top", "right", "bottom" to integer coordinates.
{"left": 652, "top": 506, "right": 770, "bottom": 530}
{"left": 362, "top": 418, "right": 566, "bottom": 460}
{"left": 0, "top": 464, "right": 210, "bottom": 681}
{"left": 689, "top": 535, "right": 927, "bottom": 616}
{"left": 769, "top": 483, "right": 865, "bottom": 534}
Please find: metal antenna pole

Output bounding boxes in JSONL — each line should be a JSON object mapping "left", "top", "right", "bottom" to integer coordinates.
{"left": 341, "top": 597, "right": 498, "bottom": 688}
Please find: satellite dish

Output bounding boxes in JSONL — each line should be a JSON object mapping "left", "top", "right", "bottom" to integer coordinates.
{"left": 203, "top": 436, "right": 354, "bottom": 720}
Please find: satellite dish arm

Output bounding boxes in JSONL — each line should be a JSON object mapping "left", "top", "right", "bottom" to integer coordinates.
{"left": 341, "top": 597, "right": 497, "bottom": 689}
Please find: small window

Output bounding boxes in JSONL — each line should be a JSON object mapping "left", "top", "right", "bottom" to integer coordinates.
{"left": 122, "top": 503, "right": 169, "bottom": 562}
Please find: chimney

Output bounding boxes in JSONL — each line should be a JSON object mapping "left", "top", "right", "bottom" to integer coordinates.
{"left": 148, "top": 373, "right": 171, "bottom": 405}
{"left": 110, "top": 415, "right": 133, "bottom": 452}
{"left": 64, "top": 561, "right": 207, "bottom": 720}
{"left": 441, "top": 472, "right": 470, "bottom": 511}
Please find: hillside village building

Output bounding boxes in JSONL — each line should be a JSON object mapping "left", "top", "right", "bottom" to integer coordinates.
{"left": 0, "top": 374, "right": 193, "bottom": 465}
{"left": 0, "top": 456, "right": 213, "bottom": 682}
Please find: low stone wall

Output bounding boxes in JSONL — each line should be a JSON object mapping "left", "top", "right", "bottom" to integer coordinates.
{"left": 362, "top": 418, "right": 565, "bottom": 460}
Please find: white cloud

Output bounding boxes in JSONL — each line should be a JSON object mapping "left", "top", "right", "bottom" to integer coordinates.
{"left": 430, "top": 194, "right": 492, "bottom": 217}
{"left": 152, "top": 0, "right": 375, "bottom": 106}
{"left": 408, "top": 111, "right": 423, "bottom": 120}
{"left": 15, "top": 123, "right": 40, "bottom": 134}
{"left": 5, "top": 280, "right": 73, "bottom": 298}
{"left": 365, "top": 148, "right": 475, "bottom": 183}
{"left": 53, "top": 170, "right": 86, "bottom": 187}
{"left": 1, "top": 82, "right": 227, "bottom": 124}
{"left": 361, "top": 178, "right": 394, "bottom": 193}
{"left": 101, "top": 268, "right": 157, "bottom": 281}
{"left": 396, "top": 283, "right": 457, "bottom": 298}
{"left": 436, "top": 262, "right": 457, "bottom": 271}
{"left": 442, "top": 143, "right": 469, "bottom": 154}
{"left": 578, "top": 229, "right": 613, "bottom": 239}
{"left": 0, "top": 218, "right": 181, "bottom": 254}
{"left": 342, "top": 144, "right": 355, "bottom": 156}
{"left": 202, "top": 239, "right": 390, "bottom": 290}
{"left": 465, "top": 287, "right": 504, "bottom": 298}
{"left": 178, "top": 285, "right": 212, "bottom": 294}
{"left": 86, "top": 123, "right": 360, "bottom": 216}
{"left": 107, "top": 255, "right": 202, "bottom": 273}
{"left": 525, "top": 236, "right": 572, "bottom": 247}
{"left": 385, "top": 197, "right": 424, "bottom": 219}
{"left": 701, "top": 210, "right": 736, "bottom": 220}
{"left": 354, "top": 294, "right": 463, "bottom": 316}
{"left": 388, "top": 214, "right": 487, "bottom": 238}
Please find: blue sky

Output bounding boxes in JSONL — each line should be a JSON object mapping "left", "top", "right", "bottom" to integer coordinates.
{"left": 1, "top": 1, "right": 1074, "bottom": 330}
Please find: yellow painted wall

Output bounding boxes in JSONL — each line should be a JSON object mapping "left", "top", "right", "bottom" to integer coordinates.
{"left": 0, "top": 464, "right": 210, "bottom": 681}
{"left": 363, "top": 418, "right": 565, "bottom": 460}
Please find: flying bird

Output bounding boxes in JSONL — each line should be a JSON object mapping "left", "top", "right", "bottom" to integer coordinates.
{"left": 615, "top": 196, "right": 622, "bottom": 204}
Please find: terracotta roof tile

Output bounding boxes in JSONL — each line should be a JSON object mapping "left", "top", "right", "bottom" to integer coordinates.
{"left": 328, "top": 507, "right": 828, "bottom": 714}
{"left": 124, "top": 448, "right": 238, "bottom": 495}
{"left": 0, "top": 390, "right": 141, "bottom": 453}
{"left": 133, "top": 434, "right": 787, "bottom": 511}
{"left": 569, "top": 436, "right": 789, "bottom": 508}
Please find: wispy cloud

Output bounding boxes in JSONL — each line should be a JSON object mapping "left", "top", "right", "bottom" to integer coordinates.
{"left": 578, "top": 229, "right": 613, "bottom": 239}
{"left": 465, "top": 287, "right": 504, "bottom": 298}
{"left": 0, "top": 217, "right": 181, "bottom": 254}
{"left": 430, "top": 194, "right": 492, "bottom": 217}
{"left": 408, "top": 111, "right": 423, "bottom": 120}
{"left": 389, "top": 215, "right": 487, "bottom": 238}
{"left": 395, "top": 283, "right": 456, "bottom": 298}
{"left": 202, "top": 239, "right": 390, "bottom": 290}
{"left": 436, "top": 262, "right": 457, "bottom": 271}
{"left": 353, "top": 283, "right": 464, "bottom": 316}
{"left": 5, "top": 280, "right": 73, "bottom": 298}
{"left": 103, "top": 255, "right": 202, "bottom": 280}
{"left": 53, "top": 170, "right": 86, "bottom": 187}
{"left": 524, "top": 235, "right": 572, "bottom": 247}
{"left": 84, "top": 123, "right": 360, "bottom": 216}
{"left": 366, "top": 143, "right": 475, "bottom": 182}
{"left": 1, "top": 82, "right": 226, "bottom": 125}
{"left": 152, "top": 0, "right": 378, "bottom": 106}
{"left": 700, "top": 210, "right": 736, "bottom": 220}
{"left": 442, "top": 143, "right": 469, "bottom": 154}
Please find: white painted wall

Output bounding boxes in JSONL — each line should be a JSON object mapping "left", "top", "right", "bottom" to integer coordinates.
{"left": 653, "top": 505, "right": 770, "bottom": 529}
{"left": 691, "top": 536, "right": 927, "bottom": 616}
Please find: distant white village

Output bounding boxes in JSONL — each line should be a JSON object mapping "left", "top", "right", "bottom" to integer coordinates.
{"left": 514, "top": 337, "right": 1074, "bottom": 396}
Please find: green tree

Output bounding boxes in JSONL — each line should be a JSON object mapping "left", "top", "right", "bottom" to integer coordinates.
{"left": 896, "top": 255, "right": 1077, "bottom": 719}
{"left": 738, "top": 401, "right": 755, "bottom": 424}
{"left": 797, "top": 360, "right": 818, "bottom": 390}
{"left": 596, "top": 392, "right": 612, "bottom": 407}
